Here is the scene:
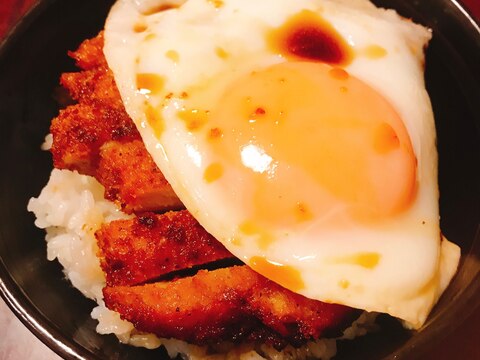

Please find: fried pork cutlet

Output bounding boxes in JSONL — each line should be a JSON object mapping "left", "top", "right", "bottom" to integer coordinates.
{"left": 104, "top": 266, "right": 359, "bottom": 347}
{"left": 96, "top": 210, "right": 234, "bottom": 286}
{"left": 50, "top": 33, "right": 182, "bottom": 213}
{"left": 67, "top": 34, "right": 107, "bottom": 70}
{"left": 97, "top": 140, "right": 183, "bottom": 213}
{"left": 50, "top": 34, "right": 139, "bottom": 176}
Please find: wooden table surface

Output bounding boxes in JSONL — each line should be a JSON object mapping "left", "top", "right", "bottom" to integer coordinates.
{"left": 0, "top": 1, "right": 479, "bottom": 359}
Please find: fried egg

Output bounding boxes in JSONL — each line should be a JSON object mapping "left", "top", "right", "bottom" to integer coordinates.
{"left": 104, "top": 0, "right": 460, "bottom": 328}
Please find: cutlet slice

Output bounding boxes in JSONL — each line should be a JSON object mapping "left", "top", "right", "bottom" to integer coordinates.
{"left": 68, "top": 32, "right": 107, "bottom": 70}
{"left": 103, "top": 266, "right": 359, "bottom": 346}
{"left": 51, "top": 33, "right": 183, "bottom": 211}
{"left": 50, "top": 102, "right": 140, "bottom": 175}
{"left": 61, "top": 67, "right": 124, "bottom": 109}
{"left": 249, "top": 277, "right": 359, "bottom": 344}
{"left": 96, "top": 211, "right": 233, "bottom": 286}
{"left": 51, "top": 33, "right": 140, "bottom": 176}
{"left": 104, "top": 266, "right": 260, "bottom": 344}
{"left": 97, "top": 140, "right": 183, "bottom": 213}
{"left": 60, "top": 35, "right": 124, "bottom": 110}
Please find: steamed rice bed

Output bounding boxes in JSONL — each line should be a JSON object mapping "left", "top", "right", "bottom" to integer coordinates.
{"left": 28, "top": 168, "right": 376, "bottom": 359}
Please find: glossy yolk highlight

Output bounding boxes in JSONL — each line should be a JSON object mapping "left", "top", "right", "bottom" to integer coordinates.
{"left": 209, "top": 62, "right": 416, "bottom": 226}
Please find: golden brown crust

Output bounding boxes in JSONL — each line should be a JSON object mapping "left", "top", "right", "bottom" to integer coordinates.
{"left": 60, "top": 68, "right": 124, "bottom": 109}
{"left": 104, "top": 266, "right": 359, "bottom": 346}
{"left": 50, "top": 102, "right": 139, "bottom": 175}
{"left": 97, "top": 140, "right": 183, "bottom": 213}
{"left": 68, "top": 32, "right": 107, "bottom": 70}
{"left": 51, "top": 33, "right": 181, "bottom": 211}
{"left": 105, "top": 266, "right": 259, "bottom": 344}
{"left": 96, "top": 210, "right": 233, "bottom": 286}
{"left": 50, "top": 33, "right": 140, "bottom": 175}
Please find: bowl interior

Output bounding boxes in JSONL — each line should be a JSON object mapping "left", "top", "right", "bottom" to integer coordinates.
{"left": 0, "top": 1, "right": 478, "bottom": 359}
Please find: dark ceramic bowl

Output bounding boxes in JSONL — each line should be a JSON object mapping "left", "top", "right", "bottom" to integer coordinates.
{"left": 0, "top": 1, "right": 479, "bottom": 359}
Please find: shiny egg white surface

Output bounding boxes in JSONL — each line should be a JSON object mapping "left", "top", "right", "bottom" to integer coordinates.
{"left": 104, "top": 0, "right": 460, "bottom": 328}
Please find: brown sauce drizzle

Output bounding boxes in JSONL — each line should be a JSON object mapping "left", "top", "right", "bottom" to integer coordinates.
{"left": 208, "top": 127, "right": 223, "bottom": 141}
{"left": 208, "top": 0, "right": 224, "bottom": 8}
{"left": 133, "top": 22, "right": 148, "bottom": 33}
{"left": 204, "top": 163, "right": 224, "bottom": 183}
{"left": 144, "top": 103, "right": 164, "bottom": 138}
{"left": 141, "top": 3, "right": 179, "bottom": 16}
{"left": 136, "top": 73, "right": 164, "bottom": 96}
{"left": 268, "top": 10, "right": 353, "bottom": 66}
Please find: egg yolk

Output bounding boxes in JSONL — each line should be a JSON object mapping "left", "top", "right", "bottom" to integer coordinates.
{"left": 209, "top": 62, "right": 416, "bottom": 226}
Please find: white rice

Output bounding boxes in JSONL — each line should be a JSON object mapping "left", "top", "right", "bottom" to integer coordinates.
{"left": 28, "top": 169, "right": 377, "bottom": 359}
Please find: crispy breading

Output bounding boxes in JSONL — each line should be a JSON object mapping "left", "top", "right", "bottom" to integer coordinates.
{"left": 248, "top": 277, "right": 358, "bottom": 343}
{"left": 51, "top": 33, "right": 139, "bottom": 175}
{"left": 60, "top": 34, "right": 124, "bottom": 110}
{"left": 68, "top": 32, "right": 107, "bottom": 70}
{"left": 57, "top": 34, "right": 360, "bottom": 348}
{"left": 51, "top": 34, "right": 182, "bottom": 211}
{"left": 103, "top": 266, "right": 274, "bottom": 344}
{"left": 61, "top": 68, "right": 124, "bottom": 109}
{"left": 97, "top": 140, "right": 183, "bottom": 213}
{"left": 96, "top": 211, "right": 233, "bottom": 286}
{"left": 50, "top": 102, "right": 139, "bottom": 175}
{"left": 104, "top": 266, "right": 358, "bottom": 346}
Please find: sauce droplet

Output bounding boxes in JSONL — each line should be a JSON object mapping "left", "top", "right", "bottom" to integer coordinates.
{"left": 208, "top": 0, "right": 224, "bottom": 8}
{"left": 268, "top": 10, "right": 353, "bottom": 65}
{"left": 140, "top": 3, "right": 179, "bottom": 15}
{"left": 178, "top": 108, "right": 210, "bottom": 131}
{"left": 136, "top": 73, "right": 164, "bottom": 96}
{"left": 295, "top": 202, "right": 313, "bottom": 222}
{"left": 204, "top": 163, "right": 224, "bottom": 183}
{"left": 133, "top": 22, "right": 148, "bottom": 33}
{"left": 249, "top": 256, "right": 305, "bottom": 292}
{"left": 144, "top": 33, "right": 157, "bottom": 41}
{"left": 215, "top": 47, "right": 229, "bottom": 59}
{"left": 364, "top": 45, "right": 387, "bottom": 59}
{"left": 144, "top": 103, "right": 164, "bottom": 138}
{"left": 239, "top": 221, "right": 274, "bottom": 249}
{"left": 333, "top": 252, "right": 380, "bottom": 269}
{"left": 230, "top": 237, "right": 242, "bottom": 246}
{"left": 208, "top": 127, "right": 223, "bottom": 141}
{"left": 165, "top": 49, "right": 180, "bottom": 62}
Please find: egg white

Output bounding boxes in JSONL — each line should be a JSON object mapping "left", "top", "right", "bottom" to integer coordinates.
{"left": 104, "top": 0, "right": 460, "bottom": 328}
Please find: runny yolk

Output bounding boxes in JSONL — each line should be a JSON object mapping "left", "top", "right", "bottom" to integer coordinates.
{"left": 208, "top": 62, "right": 416, "bottom": 226}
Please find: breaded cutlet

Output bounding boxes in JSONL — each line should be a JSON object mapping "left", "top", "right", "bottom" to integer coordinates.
{"left": 96, "top": 210, "right": 234, "bottom": 286}
{"left": 104, "top": 266, "right": 359, "bottom": 346}
{"left": 50, "top": 33, "right": 182, "bottom": 213}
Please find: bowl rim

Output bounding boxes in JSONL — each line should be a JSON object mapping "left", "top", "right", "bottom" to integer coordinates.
{"left": 0, "top": 1, "right": 479, "bottom": 360}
